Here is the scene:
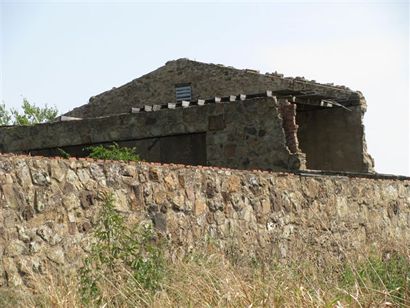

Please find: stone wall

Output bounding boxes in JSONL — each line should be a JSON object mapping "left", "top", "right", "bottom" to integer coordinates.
{"left": 0, "top": 93, "right": 374, "bottom": 173}
{"left": 0, "top": 155, "right": 408, "bottom": 288}
{"left": 0, "top": 97, "right": 300, "bottom": 172}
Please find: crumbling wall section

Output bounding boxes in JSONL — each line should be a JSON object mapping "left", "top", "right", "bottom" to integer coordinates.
{"left": 0, "top": 156, "right": 408, "bottom": 289}
{"left": 357, "top": 92, "right": 375, "bottom": 171}
{"left": 278, "top": 98, "right": 306, "bottom": 170}
{"left": 296, "top": 94, "right": 374, "bottom": 173}
{"left": 278, "top": 99, "right": 300, "bottom": 154}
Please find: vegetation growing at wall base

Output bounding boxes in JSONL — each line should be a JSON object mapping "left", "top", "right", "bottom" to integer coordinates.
{"left": 79, "top": 193, "right": 163, "bottom": 306}
{"left": 0, "top": 195, "right": 408, "bottom": 307}
{"left": 1, "top": 247, "right": 408, "bottom": 307}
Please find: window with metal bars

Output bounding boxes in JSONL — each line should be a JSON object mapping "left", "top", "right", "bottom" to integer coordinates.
{"left": 175, "top": 84, "right": 192, "bottom": 102}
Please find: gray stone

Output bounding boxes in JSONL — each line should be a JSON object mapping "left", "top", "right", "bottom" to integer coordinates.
{"left": 47, "top": 247, "right": 65, "bottom": 264}
{"left": 89, "top": 164, "right": 106, "bottom": 184}
{"left": 31, "top": 171, "right": 51, "bottom": 186}
{"left": 3, "top": 258, "right": 23, "bottom": 287}
{"left": 5, "top": 240, "right": 27, "bottom": 257}
{"left": 36, "top": 225, "right": 62, "bottom": 246}
{"left": 63, "top": 193, "right": 81, "bottom": 211}
{"left": 29, "top": 241, "right": 42, "bottom": 254}
{"left": 17, "top": 226, "right": 31, "bottom": 243}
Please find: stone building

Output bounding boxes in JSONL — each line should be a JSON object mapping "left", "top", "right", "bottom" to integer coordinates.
{"left": 0, "top": 58, "right": 374, "bottom": 173}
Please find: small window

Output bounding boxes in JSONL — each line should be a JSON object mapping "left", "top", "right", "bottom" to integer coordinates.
{"left": 175, "top": 84, "right": 192, "bottom": 102}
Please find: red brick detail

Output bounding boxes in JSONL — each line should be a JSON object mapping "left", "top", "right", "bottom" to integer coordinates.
{"left": 278, "top": 101, "right": 300, "bottom": 154}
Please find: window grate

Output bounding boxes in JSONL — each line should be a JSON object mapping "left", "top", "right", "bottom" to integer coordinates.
{"left": 175, "top": 84, "right": 192, "bottom": 102}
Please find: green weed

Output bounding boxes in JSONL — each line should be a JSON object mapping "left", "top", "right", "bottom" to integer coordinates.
{"left": 341, "top": 253, "right": 410, "bottom": 305}
{"left": 79, "top": 193, "right": 164, "bottom": 306}
{"left": 86, "top": 142, "right": 140, "bottom": 162}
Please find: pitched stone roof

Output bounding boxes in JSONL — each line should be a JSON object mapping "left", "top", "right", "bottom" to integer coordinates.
{"left": 65, "top": 58, "right": 358, "bottom": 118}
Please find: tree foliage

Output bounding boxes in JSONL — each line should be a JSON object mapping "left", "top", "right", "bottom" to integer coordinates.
{"left": 0, "top": 99, "right": 58, "bottom": 126}
{"left": 0, "top": 103, "right": 12, "bottom": 126}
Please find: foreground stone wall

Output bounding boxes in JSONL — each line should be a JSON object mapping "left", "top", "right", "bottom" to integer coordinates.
{"left": 0, "top": 155, "right": 408, "bottom": 288}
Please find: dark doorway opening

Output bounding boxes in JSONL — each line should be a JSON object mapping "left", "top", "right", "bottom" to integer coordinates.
{"left": 296, "top": 105, "right": 364, "bottom": 172}
{"left": 28, "top": 133, "right": 207, "bottom": 166}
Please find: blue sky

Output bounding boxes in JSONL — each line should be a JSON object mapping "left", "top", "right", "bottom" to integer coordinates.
{"left": 1, "top": 0, "right": 409, "bottom": 175}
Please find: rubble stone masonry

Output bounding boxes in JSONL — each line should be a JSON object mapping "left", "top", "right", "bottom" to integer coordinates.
{"left": 0, "top": 97, "right": 301, "bottom": 171}
{"left": 65, "top": 58, "right": 356, "bottom": 118}
{"left": 0, "top": 155, "right": 408, "bottom": 289}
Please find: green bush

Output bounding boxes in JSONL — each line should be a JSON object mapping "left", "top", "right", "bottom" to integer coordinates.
{"left": 79, "top": 194, "right": 165, "bottom": 305}
{"left": 86, "top": 143, "right": 140, "bottom": 162}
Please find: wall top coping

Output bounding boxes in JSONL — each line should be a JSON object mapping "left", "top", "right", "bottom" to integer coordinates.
{"left": 0, "top": 153, "right": 408, "bottom": 181}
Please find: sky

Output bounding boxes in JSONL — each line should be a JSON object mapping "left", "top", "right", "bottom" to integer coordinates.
{"left": 0, "top": 0, "right": 409, "bottom": 175}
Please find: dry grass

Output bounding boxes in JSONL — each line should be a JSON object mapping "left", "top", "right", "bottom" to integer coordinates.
{"left": 1, "top": 243, "right": 409, "bottom": 308}
{"left": 2, "top": 196, "right": 408, "bottom": 307}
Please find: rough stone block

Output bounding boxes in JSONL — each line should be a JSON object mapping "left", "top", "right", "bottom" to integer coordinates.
{"left": 224, "top": 144, "right": 236, "bottom": 158}
{"left": 208, "top": 115, "right": 225, "bottom": 131}
{"left": 153, "top": 212, "right": 167, "bottom": 232}
{"left": 80, "top": 191, "right": 95, "bottom": 209}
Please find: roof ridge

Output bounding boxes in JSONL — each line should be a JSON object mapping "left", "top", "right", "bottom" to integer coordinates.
{"left": 165, "top": 58, "right": 353, "bottom": 91}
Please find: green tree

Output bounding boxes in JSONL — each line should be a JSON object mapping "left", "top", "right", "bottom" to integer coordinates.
{"left": 11, "top": 98, "right": 58, "bottom": 125}
{"left": 0, "top": 103, "right": 11, "bottom": 126}
{"left": 0, "top": 99, "right": 58, "bottom": 126}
